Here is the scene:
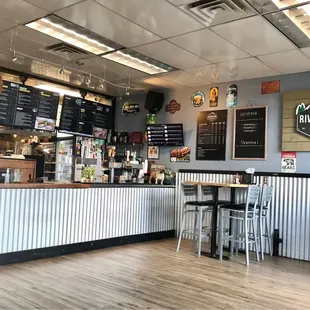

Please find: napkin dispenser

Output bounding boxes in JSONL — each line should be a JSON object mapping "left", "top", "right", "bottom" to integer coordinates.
{"left": 241, "top": 173, "right": 256, "bottom": 184}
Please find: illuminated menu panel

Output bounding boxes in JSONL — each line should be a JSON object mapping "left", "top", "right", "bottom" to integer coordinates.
{"left": 14, "top": 85, "right": 40, "bottom": 129}
{"left": 35, "top": 90, "right": 60, "bottom": 132}
{"left": 0, "top": 81, "right": 19, "bottom": 126}
{"left": 59, "top": 96, "right": 111, "bottom": 137}
{"left": 147, "top": 124, "right": 184, "bottom": 146}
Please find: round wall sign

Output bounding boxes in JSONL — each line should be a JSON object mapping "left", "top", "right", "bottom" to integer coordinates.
{"left": 191, "top": 91, "right": 205, "bottom": 108}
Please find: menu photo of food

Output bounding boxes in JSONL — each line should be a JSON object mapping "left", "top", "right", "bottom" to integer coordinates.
{"left": 93, "top": 127, "right": 108, "bottom": 139}
{"left": 35, "top": 117, "right": 56, "bottom": 132}
{"left": 170, "top": 146, "right": 191, "bottom": 162}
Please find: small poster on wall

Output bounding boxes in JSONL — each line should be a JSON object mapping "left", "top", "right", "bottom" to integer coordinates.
{"left": 147, "top": 145, "right": 159, "bottom": 159}
{"left": 165, "top": 99, "right": 181, "bottom": 114}
{"left": 281, "top": 152, "right": 296, "bottom": 173}
{"left": 170, "top": 147, "right": 191, "bottom": 162}
{"left": 209, "top": 87, "right": 219, "bottom": 107}
{"left": 226, "top": 84, "right": 238, "bottom": 108}
{"left": 191, "top": 91, "right": 205, "bottom": 108}
{"left": 261, "top": 80, "right": 280, "bottom": 94}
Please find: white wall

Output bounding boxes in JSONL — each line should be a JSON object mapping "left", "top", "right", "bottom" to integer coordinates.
{"left": 115, "top": 71, "right": 310, "bottom": 173}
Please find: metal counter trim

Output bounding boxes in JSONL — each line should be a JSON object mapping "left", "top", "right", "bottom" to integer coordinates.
{"left": 0, "top": 186, "right": 175, "bottom": 254}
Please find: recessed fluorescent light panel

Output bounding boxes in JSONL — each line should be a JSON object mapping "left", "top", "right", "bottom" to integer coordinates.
{"left": 25, "top": 15, "right": 122, "bottom": 55}
{"left": 263, "top": 2, "right": 310, "bottom": 47}
{"left": 102, "top": 49, "right": 177, "bottom": 75}
{"left": 247, "top": 0, "right": 310, "bottom": 13}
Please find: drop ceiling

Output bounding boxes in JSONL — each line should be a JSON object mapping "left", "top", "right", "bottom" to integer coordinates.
{"left": 0, "top": 0, "right": 310, "bottom": 96}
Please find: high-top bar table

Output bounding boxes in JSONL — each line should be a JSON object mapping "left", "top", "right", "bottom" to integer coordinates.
{"left": 184, "top": 181, "right": 248, "bottom": 258}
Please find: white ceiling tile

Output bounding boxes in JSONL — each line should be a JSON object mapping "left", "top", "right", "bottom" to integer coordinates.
{"left": 0, "top": 0, "right": 47, "bottom": 24}
{"left": 169, "top": 29, "right": 250, "bottom": 63}
{"left": 258, "top": 50, "right": 310, "bottom": 74}
{"left": 134, "top": 40, "right": 210, "bottom": 70}
{"left": 167, "top": 0, "right": 193, "bottom": 5}
{"left": 158, "top": 70, "right": 208, "bottom": 86}
{"left": 95, "top": 0, "right": 203, "bottom": 38}
{"left": 212, "top": 16, "right": 296, "bottom": 56}
{"left": 184, "top": 65, "right": 244, "bottom": 83}
{"left": 57, "top": 0, "right": 160, "bottom": 47}
{"left": 300, "top": 47, "right": 310, "bottom": 58}
{"left": 24, "top": 0, "right": 83, "bottom": 12}
{"left": 219, "top": 58, "right": 279, "bottom": 79}
{"left": 0, "top": 17, "right": 17, "bottom": 32}
{"left": 134, "top": 76, "right": 183, "bottom": 89}
{"left": 0, "top": 26, "right": 61, "bottom": 50}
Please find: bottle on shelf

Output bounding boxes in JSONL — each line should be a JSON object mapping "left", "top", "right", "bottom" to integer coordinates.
{"left": 119, "top": 131, "right": 124, "bottom": 144}
{"left": 123, "top": 131, "right": 129, "bottom": 144}
{"left": 112, "top": 131, "right": 118, "bottom": 145}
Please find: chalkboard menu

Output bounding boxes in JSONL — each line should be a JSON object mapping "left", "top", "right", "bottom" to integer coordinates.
{"left": 0, "top": 81, "right": 60, "bottom": 130}
{"left": 196, "top": 110, "right": 227, "bottom": 161}
{"left": 147, "top": 124, "right": 184, "bottom": 146}
{"left": 233, "top": 106, "right": 267, "bottom": 160}
{"left": 59, "top": 95, "right": 111, "bottom": 137}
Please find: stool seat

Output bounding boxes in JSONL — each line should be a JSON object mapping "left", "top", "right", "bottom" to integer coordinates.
{"left": 186, "top": 200, "right": 231, "bottom": 207}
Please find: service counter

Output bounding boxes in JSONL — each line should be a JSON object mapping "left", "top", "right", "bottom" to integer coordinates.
{"left": 0, "top": 183, "right": 175, "bottom": 264}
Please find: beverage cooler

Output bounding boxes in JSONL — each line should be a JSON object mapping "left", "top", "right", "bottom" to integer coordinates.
{"left": 55, "top": 138, "right": 74, "bottom": 182}
{"left": 74, "top": 136, "right": 105, "bottom": 183}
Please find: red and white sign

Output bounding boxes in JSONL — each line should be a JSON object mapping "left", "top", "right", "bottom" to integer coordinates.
{"left": 281, "top": 152, "right": 296, "bottom": 173}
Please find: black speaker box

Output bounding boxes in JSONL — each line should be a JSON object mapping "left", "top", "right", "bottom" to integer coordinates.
{"left": 145, "top": 91, "right": 164, "bottom": 113}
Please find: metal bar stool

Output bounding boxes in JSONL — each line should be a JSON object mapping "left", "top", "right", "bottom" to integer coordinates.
{"left": 219, "top": 185, "right": 261, "bottom": 266}
{"left": 176, "top": 184, "right": 215, "bottom": 257}
{"left": 258, "top": 184, "right": 273, "bottom": 260}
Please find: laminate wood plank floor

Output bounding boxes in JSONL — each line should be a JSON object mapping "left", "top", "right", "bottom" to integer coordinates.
{"left": 1, "top": 238, "right": 310, "bottom": 309}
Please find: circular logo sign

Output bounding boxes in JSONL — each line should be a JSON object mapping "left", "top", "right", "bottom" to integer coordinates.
{"left": 191, "top": 91, "right": 205, "bottom": 108}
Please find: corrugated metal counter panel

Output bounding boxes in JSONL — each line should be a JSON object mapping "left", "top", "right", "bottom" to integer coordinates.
{"left": 0, "top": 186, "right": 175, "bottom": 254}
{"left": 175, "top": 172, "right": 310, "bottom": 261}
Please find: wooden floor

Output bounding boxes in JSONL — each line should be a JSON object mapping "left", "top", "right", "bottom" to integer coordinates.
{"left": 1, "top": 239, "right": 310, "bottom": 309}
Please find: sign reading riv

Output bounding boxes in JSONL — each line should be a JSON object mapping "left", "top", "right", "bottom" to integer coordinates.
{"left": 233, "top": 106, "right": 268, "bottom": 160}
{"left": 296, "top": 103, "right": 310, "bottom": 136}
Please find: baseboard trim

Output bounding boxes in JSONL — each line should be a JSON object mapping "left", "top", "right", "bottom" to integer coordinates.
{"left": 0, "top": 230, "right": 175, "bottom": 266}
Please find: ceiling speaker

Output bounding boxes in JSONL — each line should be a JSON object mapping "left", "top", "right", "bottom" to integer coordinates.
{"left": 145, "top": 91, "right": 164, "bottom": 114}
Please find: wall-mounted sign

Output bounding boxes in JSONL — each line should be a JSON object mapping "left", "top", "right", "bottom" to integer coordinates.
{"left": 196, "top": 110, "right": 227, "bottom": 161}
{"left": 281, "top": 151, "right": 296, "bottom": 173}
{"left": 191, "top": 91, "right": 205, "bottom": 108}
{"left": 261, "top": 80, "right": 280, "bottom": 95}
{"left": 147, "top": 145, "right": 159, "bottom": 160}
{"left": 209, "top": 87, "right": 219, "bottom": 107}
{"left": 122, "top": 101, "right": 140, "bottom": 115}
{"left": 170, "top": 147, "right": 191, "bottom": 162}
{"left": 296, "top": 103, "right": 310, "bottom": 136}
{"left": 165, "top": 99, "right": 180, "bottom": 114}
{"left": 226, "top": 84, "right": 238, "bottom": 108}
{"left": 233, "top": 106, "right": 268, "bottom": 160}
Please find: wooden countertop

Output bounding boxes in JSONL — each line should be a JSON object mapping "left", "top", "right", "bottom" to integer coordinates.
{"left": 0, "top": 183, "right": 90, "bottom": 189}
{"left": 183, "top": 181, "right": 249, "bottom": 188}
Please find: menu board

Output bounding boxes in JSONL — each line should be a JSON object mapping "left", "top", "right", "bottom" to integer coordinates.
{"left": 147, "top": 124, "right": 184, "bottom": 146}
{"left": 14, "top": 85, "right": 40, "bottom": 128}
{"left": 59, "top": 95, "right": 111, "bottom": 137}
{"left": 0, "top": 81, "right": 60, "bottom": 130}
{"left": 35, "top": 90, "right": 60, "bottom": 131}
{"left": 233, "top": 106, "right": 267, "bottom": 160}
{"left": 0, "top": 81, "right": 19, "bottom": 126}
{"left": 196, "top": 110, "right": 227, "bottom": 161}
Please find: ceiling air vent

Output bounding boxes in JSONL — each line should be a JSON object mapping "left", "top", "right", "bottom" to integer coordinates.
{"left": 180, "top": 0, "right": 255, "bottom": 27}
{"left": 43, "top": 43, "right": 89, "bottom": 61}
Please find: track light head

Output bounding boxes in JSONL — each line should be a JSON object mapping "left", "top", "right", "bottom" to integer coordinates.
{"left": 12, "top": 50, "right": 17, "bottom": 62}
{"left": 59, "top": 64, "right": 65, "bottom": 75}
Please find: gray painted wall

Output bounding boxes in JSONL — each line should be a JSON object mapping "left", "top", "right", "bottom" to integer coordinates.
{"left": 115, "top": 71, "right": 310, "bottom": 173}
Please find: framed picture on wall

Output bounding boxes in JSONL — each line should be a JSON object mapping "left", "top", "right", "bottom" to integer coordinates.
{"left": 147, "top": 146, "right": 159, "bottom": 160}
